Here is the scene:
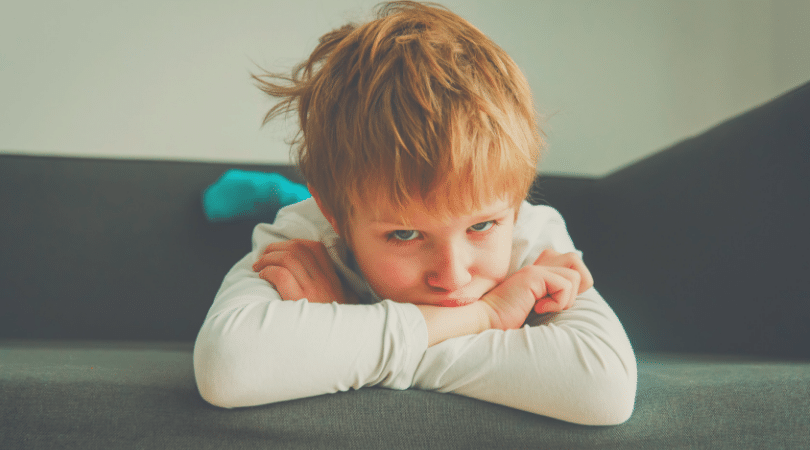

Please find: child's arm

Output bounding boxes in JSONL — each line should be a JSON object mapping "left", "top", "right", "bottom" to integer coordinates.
{"left": 252, "top": 241, "right": 591, "bottom": 348}
{"left": 414, "top": 249, "right": 591, "bottom": 347}
{"left": 252, "top": 239, "right": 358, "bottom": 305}
{"left": 413, "top": 288, "right": 636, "bottom": 425}
{"left": 410, "top": 205, "right": 637, "bottom": 426}
{"left": 195, "top": 200, "right": 634, "bottom": 424}
{"left": 193, "top": 202, "right": 429, "bottom": 408}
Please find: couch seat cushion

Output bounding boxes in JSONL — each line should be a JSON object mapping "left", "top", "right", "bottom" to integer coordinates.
{"left": 1, "top": 340, "right": 808, "bottom": 449}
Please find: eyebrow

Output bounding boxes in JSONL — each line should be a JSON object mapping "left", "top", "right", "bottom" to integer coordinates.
{"left": 368, "top": 206, "right": 513, "bottom": 228}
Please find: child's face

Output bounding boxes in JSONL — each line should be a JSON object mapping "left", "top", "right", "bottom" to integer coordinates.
{"left": 344, "top": 196, "right": 516, "bottom": 307}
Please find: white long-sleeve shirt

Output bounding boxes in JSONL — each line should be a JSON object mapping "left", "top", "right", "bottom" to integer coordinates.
{"left": 194, "top": 198, "right": 637, "bottom": 425}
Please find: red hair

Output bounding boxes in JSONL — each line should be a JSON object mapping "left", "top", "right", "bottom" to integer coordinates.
{"left": 255, "top": 1, "right": 543, "bottom": 233}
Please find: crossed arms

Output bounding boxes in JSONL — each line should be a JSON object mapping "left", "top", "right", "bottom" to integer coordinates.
{"left": 193, "top": 200, "right": 637, "bottom": 425}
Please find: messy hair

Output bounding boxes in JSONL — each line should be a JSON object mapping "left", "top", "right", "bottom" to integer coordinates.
{"left": 254, "top": 1, "right": 543, "bottom": 234}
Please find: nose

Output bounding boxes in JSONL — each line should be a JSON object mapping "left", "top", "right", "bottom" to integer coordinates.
{"left": 425, "top": 241, "right": 473, "bottom": 292}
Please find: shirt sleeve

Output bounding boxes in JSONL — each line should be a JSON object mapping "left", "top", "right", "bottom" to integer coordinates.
{"left": 193, "top": 205, "right": 429, "bottom": 408}
{"left": 410, "top": 204, "right": 637, "bottom": 426}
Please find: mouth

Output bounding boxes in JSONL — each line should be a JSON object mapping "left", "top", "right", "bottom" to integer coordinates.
{"left": 419, "top": 279, "right": 500, "bottom": 308}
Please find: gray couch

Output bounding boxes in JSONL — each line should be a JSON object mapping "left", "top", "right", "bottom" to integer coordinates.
{"left": 2, "top": 80, "right": 808, "bottom": 449}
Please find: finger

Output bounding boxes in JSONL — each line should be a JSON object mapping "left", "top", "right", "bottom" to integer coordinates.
{"left": 286, "top": 241, "right": 347, "bottom": 303}
{"left": 260, "top": 240, "right": 326, "bottom": 276}
{"left": 261, "top": 240, "right": 342, "bottom": 292}
{"left": 534, "top": 250, "right": 593, "bottom": 294}
{"left": 565, "top": 257, "right": 593, "bottom": 294}
{"left": 256, "top": 246, "right": 346, "bottom": 303}
{"left": 261, "top": 240, "right": 301, "bottom": 255}
{"left": 253, "top": 251, "right": 311, "bottom": 278}
{"left": 262, "top": 240, "right": 327, "bottom": 268}
{"left": 534, "top": 297, "right": 560, "bottom": 315}
{"left": 532, "top": 267, "right": 578, "bottom": 313}
{"left": 255, "top": 245, "right": 323, "bottom": 281}
{"left": 258, "top": 266, "right": 305, "bottom": 301}
{"left": 254, "top": 250, "right": 326, "bottom": 300}
{"left": 301, "top": 241, "right": 344, "bottom": 294}
{"left": 545, "top": 266, "right": 580, "bottom": 310}
{"left": 532, "top": 248, "right": 559, "bottom": 267}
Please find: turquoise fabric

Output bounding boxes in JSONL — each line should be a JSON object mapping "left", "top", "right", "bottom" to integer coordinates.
{"left": 202, "top": 169, "right": 311, "bottom": 222}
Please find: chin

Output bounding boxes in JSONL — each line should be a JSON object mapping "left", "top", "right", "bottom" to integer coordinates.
{"left": 433, "top": 298, "right": 480, "bottom": 308}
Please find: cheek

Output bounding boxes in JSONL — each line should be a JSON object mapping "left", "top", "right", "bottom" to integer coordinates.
{"left": 476, "top": 230, "right": 513, "bottom": 280}
{"left": 477, "top": 253, "right": 510, "bottom": 281}
{"left": 356, "top": 248, "right": 421, "bottom": 296}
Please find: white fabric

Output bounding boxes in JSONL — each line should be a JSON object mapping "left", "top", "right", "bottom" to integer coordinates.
{"left": 194, "top": 198, "right": 637, "bottom": 425}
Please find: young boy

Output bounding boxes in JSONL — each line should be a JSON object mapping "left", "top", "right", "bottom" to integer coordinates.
{"left": 194, "top": 1, "right": 636, "bottom": 425}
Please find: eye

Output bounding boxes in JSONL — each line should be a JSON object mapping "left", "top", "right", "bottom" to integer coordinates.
{"left": 391, "top": 230, "right": 421, "bottom": 241}
{"left": 469, "top": 221, "right": 495, "bottom": 232}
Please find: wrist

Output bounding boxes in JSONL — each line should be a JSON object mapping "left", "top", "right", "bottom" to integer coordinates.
{"left": 478, "top": 294, "right": 511, "bottom": 331}
{"left": 416, "top": 302, "right": 492, "bottom": 347}
{"left": 471, "top": 299, "right": 496, "bottom": 332}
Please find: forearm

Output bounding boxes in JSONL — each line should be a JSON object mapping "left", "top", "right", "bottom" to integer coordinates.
{"left": 411, "top": 289, "right": 637, "bottom": 425}
{"left": 194, "top": 253, "right": 428, "bottom": 408}
{"left": 416, "top": 302, "right": 492, "bottom": 347}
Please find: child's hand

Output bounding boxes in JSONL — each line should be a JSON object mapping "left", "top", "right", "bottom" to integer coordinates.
{"left": 533, "top": 249, "right": 594, "bottom": 295}
{"left": 252, "top": 240, "right": 357, "bottom": 304}
{"left": 479, "top": 249, "right": 593, "bottom": 330}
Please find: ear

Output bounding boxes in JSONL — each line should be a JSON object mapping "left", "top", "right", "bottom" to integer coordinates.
{"left": 309, "top": 187, "right": 342, "bottom": 237}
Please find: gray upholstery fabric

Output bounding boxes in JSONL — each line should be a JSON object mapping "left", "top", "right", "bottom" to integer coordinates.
{"left": 0, "top": 157, "right": 303, "bottom": 342}
{"left": 2, "top": 80, "right": 809, "bottom": 449}
{"left": 589, "top": 81, "right": 810, "bottom": 359}
{"left": 2, "top": 340, "right": 808, "bottom": 449}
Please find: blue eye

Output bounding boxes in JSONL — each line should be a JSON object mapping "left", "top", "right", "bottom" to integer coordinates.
{"left": 469, "top": 221, "right": 495, "bottom": 232}
{"left": 391, "top": 230, "right": 420, "bottom": 241}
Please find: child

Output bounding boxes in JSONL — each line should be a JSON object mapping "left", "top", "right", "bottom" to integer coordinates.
{"left": 194, "top": 1, "right": 636, "bottom": 425}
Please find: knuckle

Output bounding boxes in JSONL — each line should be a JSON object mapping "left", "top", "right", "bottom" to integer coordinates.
{"left": 279, "top": 251, "right": 301, "bottom": 267}
{"left": 536, "top": 248, "right": 556, "bottom": 263}
{"left": 561, "top": 252, "right": 580, "bottom": 267}
{"left": 522, "top": 265, "right": 546, "bottom": 282}
{"left": 310, "top": 241, "right": 331, "bottom": 261}
{"left": 296, "top": 239, "right": 320, "bottom": 251}
{"left": 266, "top": 266, "right": 292, "bottom": 283}
{"left": 257, "top": 266, "right": 276, "bottom": 284}
{"left": 257, "top": 264, "right": 274, "bottom": 276}
{"left": 287, "top": 240, "right": 307, "bottom": 252}
{"left": 554, "top": 266, "right": 577, "bottom": 279}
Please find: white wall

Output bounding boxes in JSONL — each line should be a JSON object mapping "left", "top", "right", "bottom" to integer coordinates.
{"left": 2, "top": 0, "right": 808, "bottom": 177}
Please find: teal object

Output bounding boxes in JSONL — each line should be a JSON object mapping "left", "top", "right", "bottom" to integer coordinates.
{"left": 202, "top": 169, "right": 311, "bottom": 222}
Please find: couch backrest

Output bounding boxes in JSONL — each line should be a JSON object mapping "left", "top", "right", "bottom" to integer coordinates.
{"left": 0, "top": 156, "right": 301, "bottom": 341}
{"left": 589, "top": 81, "right": 810, "bottom": 358}
{"left": 4, "top": 80, "right": 806, "bottom": 357}
{"left": 0, "top": 154, "right": 593, "bottom": 342}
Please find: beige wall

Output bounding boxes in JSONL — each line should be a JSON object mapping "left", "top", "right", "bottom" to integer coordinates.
{"left": 1, "top": 0, "right": 808, "bottom": 176}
